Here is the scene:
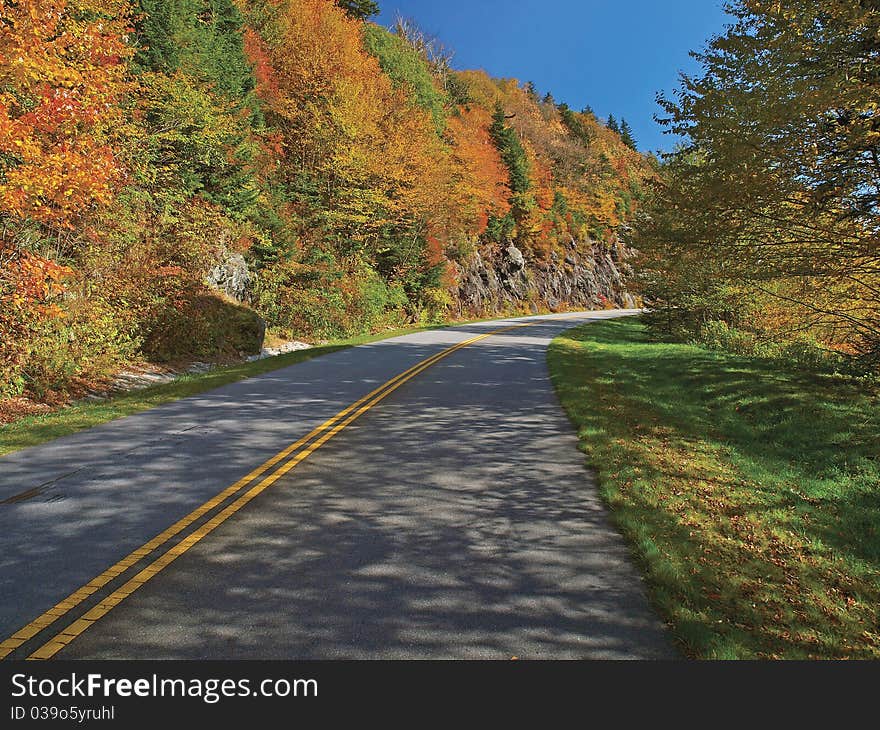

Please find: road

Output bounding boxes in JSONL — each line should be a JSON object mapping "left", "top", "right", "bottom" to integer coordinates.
{"left": 0, "top": 310, "right": 673, "bottom": 659}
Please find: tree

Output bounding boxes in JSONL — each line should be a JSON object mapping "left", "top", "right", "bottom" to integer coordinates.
{"left": 642, "top": 0, "right": 880, "bottom": 366}
{"left": 336, "top": 0, "right": 379, "bottom": 19}
{"left": 0, "top": 0, "right": 658, "bottom": 402}
{"left": 363, "top": 24, "right": 447, "bottom": 134}
{"left": 606, "top": 114, "right": 620, "bottom": 134}
{"left": 0, "top": 0, "right": 133, "bottom": 229}
{"left": 619, "top": 118, "right": 637, "bottom": 149}
{"left": 489, "top": 102, "right": 531, "bottom": 195}
{"left": 558, "top": 103, "right": 592, "bottom": 146}
{"left": 488, "top": 101, "right": 538, "bottom": 243}
{"left": 133, "top": 0, "right": 180, "bottom": 73}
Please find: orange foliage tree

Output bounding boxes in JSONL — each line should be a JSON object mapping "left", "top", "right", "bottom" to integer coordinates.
{"left": 0, "top": 0, "right": 133, "bottom": 395}
{"left": 0, "top": 0, "right": 132, "bottom": 228}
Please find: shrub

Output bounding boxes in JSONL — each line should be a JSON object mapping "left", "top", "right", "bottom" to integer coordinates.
{"left": 20, "top": 294, "right": 138, "bottom": 398}
{"left": 139, "top": 284, "right": 265, "bottom": 362}
{"left": 418, "top": 286, "right": 454, "bottom": 324}
{"left": 254, "top": 254, "right": 407, "bottom": 340}
{"left": 698, "top": 319, "right": 758, "bottom": 356}
{"left": 697, "top": 319, "right": 849, "bottom": 372}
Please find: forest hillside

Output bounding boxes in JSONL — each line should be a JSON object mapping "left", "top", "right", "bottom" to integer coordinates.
{"left": 0, "top": 0, "right": 651, "bottom": 405}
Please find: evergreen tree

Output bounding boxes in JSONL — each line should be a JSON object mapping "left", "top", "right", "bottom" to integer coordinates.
{"left": 133, "top": 0, "right": 258, "bottom": 108}
{"left": 557, "top": 103, "right": 592, "bottom": 146}
{"left": 336, "top": 0, "right": 379, "bottom": 19}
{"left": 619, "top": 118, "right": 637, "bottom": 149}
{"left": 133, "top": 0, "right": 180, "bottom": 73}
{"left": 606, "top": 114, "right": 620, "bottom": 133}
{"left": 524, "top": 81, "right": 538, "bottom": 101}
{"left": 488, "top": 101, "right": 536, "bottom": 242}
{"left": 131, "top": 0, "right": 264, "bottom": 218}
{"left": 489, "top": 102, "right": 530, "bottom": 195}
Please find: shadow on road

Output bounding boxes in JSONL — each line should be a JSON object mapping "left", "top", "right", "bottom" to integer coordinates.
{"left": 52, "top": 319, "right": 674, "bottom": 659}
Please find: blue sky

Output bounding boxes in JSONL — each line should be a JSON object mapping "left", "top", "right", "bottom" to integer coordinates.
{"left": 375, "top": 0, "right": 732, "bottom": 153}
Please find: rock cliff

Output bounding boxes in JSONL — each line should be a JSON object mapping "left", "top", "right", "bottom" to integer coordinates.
{"left": 453, "top": 235, "right": 636, "bottom": 317}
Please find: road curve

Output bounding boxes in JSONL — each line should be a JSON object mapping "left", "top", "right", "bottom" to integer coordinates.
{"left": 0, "top": 310, "right": 674, "bottom": 659}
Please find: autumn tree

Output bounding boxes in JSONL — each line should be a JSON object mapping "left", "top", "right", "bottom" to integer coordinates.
{"left": 0, "top": 0, "right": 134, "bottom": 394}
{"left": 0, "top": 0, "right": 656, "bottom": 401}
{"left": 639, "top": 0, "right": 880, "bottom": 366}
{"left": 238, "top": 0, "right": 457, "bottom": 324}
{"left": 0, "top": 0, "right": 133, "bottom": 231}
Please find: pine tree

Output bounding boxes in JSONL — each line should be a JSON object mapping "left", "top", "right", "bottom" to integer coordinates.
{"left": 489, "top": 102, "right": 530, "bottom": 195}
{"left": 606, "top": 114, "right": 620, "bottom": 133}
{"left": 336, "top": 0, "right": 379, "bottom": 19}
{"left": 620, "top": 118, "right": 637, "bottom": 149}
{"left": 133, "top": 0, "right": 180, "bottom": 73}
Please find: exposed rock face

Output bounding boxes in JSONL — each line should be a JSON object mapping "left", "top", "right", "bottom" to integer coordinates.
{"left": 206, "top": 252, "right": 254, "bottom": 303}
{"left": 453, "top": 235, "right": 636, "bottom": 316}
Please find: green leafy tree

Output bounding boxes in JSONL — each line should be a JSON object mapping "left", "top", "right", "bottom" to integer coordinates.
{"left": 558, "top": 103, "right": 592, "bottom": 146}
{"left": 362, "top": 25, "right": 447, "bottom": 134}
{"left": 129, "top": 0, "right": 265, "bottom": 219}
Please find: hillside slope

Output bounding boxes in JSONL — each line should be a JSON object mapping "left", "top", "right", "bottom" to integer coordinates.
{"left": 0, "top": 0, "right": 652, "bottom": 405}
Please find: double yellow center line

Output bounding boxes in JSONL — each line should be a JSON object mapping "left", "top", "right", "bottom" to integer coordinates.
{"left": 0, "top": 321, "right": 536, "bottom": 660}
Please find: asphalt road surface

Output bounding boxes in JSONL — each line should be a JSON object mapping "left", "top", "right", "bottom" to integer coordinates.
{"left": 0, "top": 311, "right": 674, "bottom": 659}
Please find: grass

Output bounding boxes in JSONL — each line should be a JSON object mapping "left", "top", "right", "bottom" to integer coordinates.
{"left": 0, "top": 324, "right": 441, "bottom": 458}
{"left": 547, "top": 317, "right": 880, "bottom": 659}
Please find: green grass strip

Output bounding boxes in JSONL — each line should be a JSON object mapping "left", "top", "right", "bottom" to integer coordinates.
{"left": 548, "top": 317, "right": 880, "bottom": 659}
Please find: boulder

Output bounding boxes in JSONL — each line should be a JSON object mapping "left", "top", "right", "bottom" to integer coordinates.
{"left": 206, "top": 253, "right": 253, "bottom": 303}
{"left": 505, "top": 244, "right": 526, "bottom": 271}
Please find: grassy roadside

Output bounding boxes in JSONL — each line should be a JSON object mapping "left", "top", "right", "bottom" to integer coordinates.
{"left": 0, "top": 324, "right": 443, "bottom": 458}
{"left": 548, "top": 317, "right": 880, "bottom": 659}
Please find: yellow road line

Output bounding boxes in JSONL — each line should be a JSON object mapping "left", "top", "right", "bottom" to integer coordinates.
{"left": 1, "top": 334, "right": 492, "bottom": 661}
{"left": 4, "top": 321, "right": 535, "bottom": 660}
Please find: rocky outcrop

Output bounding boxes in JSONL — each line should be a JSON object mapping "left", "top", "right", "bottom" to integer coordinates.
{"left": 453, "top": 235, "right": 636, "bottom": 316}
{"left": 206, "top": 251, "right": 254, "bottom": 303}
